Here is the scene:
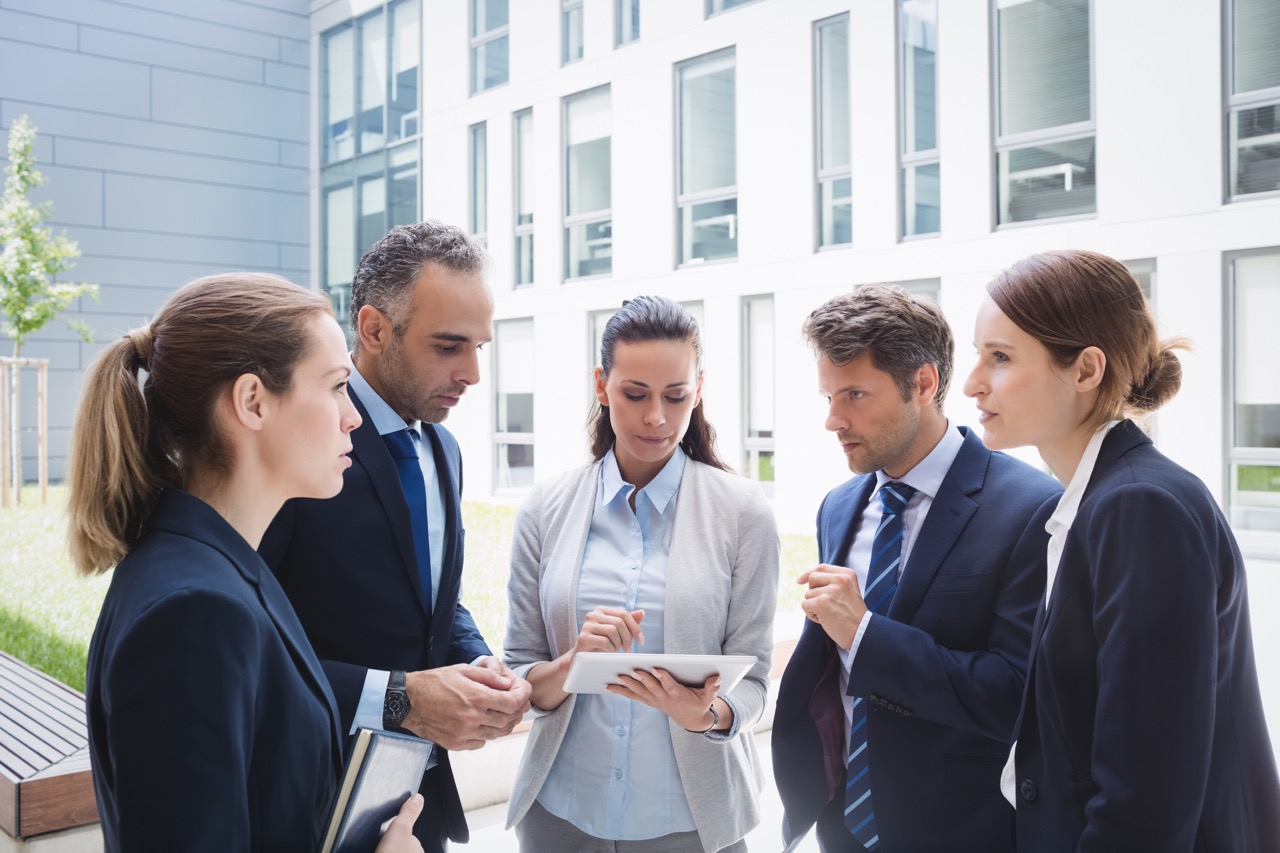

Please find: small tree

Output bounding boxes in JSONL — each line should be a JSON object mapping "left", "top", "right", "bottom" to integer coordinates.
{"left": 0, "top": 115, "right": 96, "bottom": 357}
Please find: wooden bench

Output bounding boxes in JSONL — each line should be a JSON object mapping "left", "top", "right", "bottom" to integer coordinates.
{"left": 0, "top": 652, "right": 98, "bottom": 839}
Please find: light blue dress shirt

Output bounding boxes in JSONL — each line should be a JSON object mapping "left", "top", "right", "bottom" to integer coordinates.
{"left": 537, "top": 448, "right": 698, "bottom": 840}
{"left": 347, "top": 361, "right": 445, "bottom": 749}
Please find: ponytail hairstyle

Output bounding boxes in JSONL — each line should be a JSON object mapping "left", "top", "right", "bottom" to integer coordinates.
{"left": 987, "top": 250, "right": 1189, "bottom": 428}
{"left": 588, "top": 295, "right": 730, "bottom": 472}
{"left": 67, "top": 273, "right": 334, "bottom": 575}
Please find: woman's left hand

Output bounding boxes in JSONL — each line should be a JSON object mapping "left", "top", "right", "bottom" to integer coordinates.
{"left": 606, "top": 669, "right": 720, "bottom": 731}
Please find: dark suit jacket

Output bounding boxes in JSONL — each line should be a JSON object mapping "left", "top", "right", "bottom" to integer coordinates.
{"left": 1011, "top": 419, "right": 1280, "bottom": 852}
{"left": 86, "top": 489, "right": 343, "bottom": 852}
{"left": 260, "top": 386, "right": 490, "bottom": 851}
{"left": 773, "top": 427, "right": 1061, "bottom": 852}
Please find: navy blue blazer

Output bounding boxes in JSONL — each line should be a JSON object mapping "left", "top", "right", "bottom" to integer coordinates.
{"left": 86, "top": 489, "right": 343, "bottom": 852}
{"left": 1011, "top": 419, "right": 1280, "bottom": 851}
{"left": 773, "top": 427, "right": 1061, "bottom": 852}
{"left": 260, "top": 386, "right": 491, "bottom": 852}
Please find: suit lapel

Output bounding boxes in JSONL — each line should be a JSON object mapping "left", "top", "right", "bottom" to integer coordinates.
{"left": 422, "top": 423, "right": 458, "bottom": 623}
{"left": 821, "top": 475, "right": 876, "bottom": 564}
{"left": 347, "top": 388, "right": 433, "bottom": 619}
{"left": 888, "top": 429, "right": 985, "bottom": 624}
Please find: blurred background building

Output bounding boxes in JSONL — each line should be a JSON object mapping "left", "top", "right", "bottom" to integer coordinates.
{"left": 2, "top": 0, "right": 1278, "bottom": 549}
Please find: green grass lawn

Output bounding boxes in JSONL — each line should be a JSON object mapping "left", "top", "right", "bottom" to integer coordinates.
{"left": 0, "top": 486, "right": 814, "bottom": 691}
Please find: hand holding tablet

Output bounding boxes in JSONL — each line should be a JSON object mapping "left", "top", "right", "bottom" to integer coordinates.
{"left": 562, "top": 652, "right": 758, "bottom": 695}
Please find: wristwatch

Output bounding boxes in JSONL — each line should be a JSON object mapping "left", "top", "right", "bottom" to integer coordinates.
{"left": 383, "top": 670, "right": 411, "bottom": 729}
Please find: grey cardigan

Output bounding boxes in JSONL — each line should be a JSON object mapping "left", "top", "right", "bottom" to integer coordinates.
{"left": 502, "top": 457, "right": 780, "bottom": 852}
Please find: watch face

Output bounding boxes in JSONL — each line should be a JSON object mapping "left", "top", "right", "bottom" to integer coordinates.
{"left": 385, "top": 691, "right": 411, "bottom": 724}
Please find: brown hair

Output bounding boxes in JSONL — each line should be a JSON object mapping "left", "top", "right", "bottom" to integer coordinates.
{"left": 67, "top": 273, "right": 333, "bottom": 575}
{"left": 802, "top": 284, "right": 954, "bottom": 412}
{"left": 987, "top": 250, "right": 1188, "bottom": 427}
{"left": 589, "top": 295, "right": 730, "bottom": 472}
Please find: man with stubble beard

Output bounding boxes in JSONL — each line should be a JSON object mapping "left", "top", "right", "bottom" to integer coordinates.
{"left": 261, "top": 221, "right": 531, "bottom": 853}
{"left": 772, "top": 285, "right": 1060, "bottom": 853}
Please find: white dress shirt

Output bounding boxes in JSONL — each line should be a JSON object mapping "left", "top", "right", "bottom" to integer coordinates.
{"left": 837, "top": 423, "right": 965, "bottom": 755}
{"left": 1000, "top": 420, "right": 1120, "bottom": 806}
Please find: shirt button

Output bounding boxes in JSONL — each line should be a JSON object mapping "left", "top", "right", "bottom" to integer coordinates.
{"left": 1020, "top": 780, "right": 1037, "bottom": 802}
{"left": 614, "top": 769, "right": 623, "bottom": 780}
{"left": 616, "top": 726, "right": 626, "bottom": 736}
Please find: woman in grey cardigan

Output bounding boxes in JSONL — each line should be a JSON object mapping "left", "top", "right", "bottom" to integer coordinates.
{"left": 503, "top": 296, "right": 780, "bottom": 853}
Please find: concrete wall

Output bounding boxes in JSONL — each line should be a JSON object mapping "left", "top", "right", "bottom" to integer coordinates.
{"left": 0, "top": 0, "right": 311, "bottom": 480}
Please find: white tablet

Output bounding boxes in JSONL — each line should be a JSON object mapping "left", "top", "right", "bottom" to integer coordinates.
{"left": 562, "top": 652, "right": 758, "bottom": 695}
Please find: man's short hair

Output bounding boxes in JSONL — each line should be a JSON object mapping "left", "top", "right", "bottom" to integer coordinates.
{"left": 350, "top": 220, "right": 488, "bottom": 338}
{"left": 802, "top": 284, "right": 954, "bottom": 410}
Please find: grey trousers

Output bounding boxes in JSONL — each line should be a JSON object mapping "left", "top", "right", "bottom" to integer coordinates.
{"left": 516, "top": 799, "right": 749, "bottom": 853}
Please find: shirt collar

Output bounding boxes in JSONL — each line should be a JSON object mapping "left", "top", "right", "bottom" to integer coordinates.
{"left": 598, "top": 446, "right": 687, "bottom": 514}
{"left": 1046, "top": 420, "right": 1122, "bottom": 537}
{"left": 873, "top": 420, "right": 965, "bottom": 502}
{"left": 348, "top": 354, "right": 421, "bottom": 437}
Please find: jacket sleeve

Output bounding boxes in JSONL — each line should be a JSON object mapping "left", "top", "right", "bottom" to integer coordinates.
{"left": 1075, "top": 484, "right": 1218, "bottom": 851}
{"left": 101, "top": 587, "right": 267, "bottom": 852}
{"left": 716, "top": 482, "right": 781, "bottom": 740}
{"left": 502, "top": 482, "right": 553, "bottom": 681}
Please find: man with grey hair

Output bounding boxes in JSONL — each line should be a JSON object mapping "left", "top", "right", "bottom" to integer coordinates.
{"left": 772, "top": 285, "right": 1060, "bottom": 852}
{"left": 262, "top": 220, "right": 531, "bottom": 853}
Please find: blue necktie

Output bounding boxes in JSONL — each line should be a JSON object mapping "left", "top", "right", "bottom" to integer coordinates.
{"left": 382, "top": 428, "right": 433, "bottom": 610}
{"left": 845, "top": 481, "right": 917, "bottom": 850}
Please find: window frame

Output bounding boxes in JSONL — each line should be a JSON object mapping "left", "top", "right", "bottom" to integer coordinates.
{"left": 814, "top": 13, "right": 852, "bottom": 251}
{"left": 469, "top": 0, "right": 510, "bottom": 95}
{"left": 675, "top": 47, "right": 739, "bottom": 268}
{"left": 513, "top": 107, "right": 535, "bottom": 288}
{"left": 741, "top": 294, "right": 776, "bottom": 495}
{"left": 470, "top": 121, "right": 488, "bottom": 247}
{"left": 1224, "top": 0, "right": 1280, "bottom": 202}
{"left": 562, "top": 0, "right": 584, "bottom": 66}
{"left": 898, "top": 0, "right": 940, "bottom": 240}
{"left": 493, "top": 317, "right": 536, "bottom": 493}
{"left": 615, "top": 0, "right": 640, "bottom": 47}
{"left": 562, "top": 84, "right": 614, "bottom": 281}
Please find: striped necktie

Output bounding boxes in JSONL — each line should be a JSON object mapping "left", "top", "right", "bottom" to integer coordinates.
{"left": 845, "top": 481, "right": 917, "bottom": 849}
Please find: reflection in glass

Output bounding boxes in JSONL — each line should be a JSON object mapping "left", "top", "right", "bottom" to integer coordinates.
{"left": 496, "top": 318, "right": 535, "bottom": 490}
{"left": 323, "top": 27, "right": 354, "bottom": 164}
{"left": 563, "top": 2, "right": 584, "bottom": 65}
{"left": 359, "top": 10, "right": 386, "bottom": 152}
{"left": 1230, "top": 104, "right": 1280, "bottom": 197}
{"left": 515, "top": 109, "right": 534, "bottom": 286}
{"left": 678, "top": 53, "right": 736, "bottom": 196}
{"left": 902, "top": 162, "right": 940, "bottom": 237}
{"left": 471, "top": 123, "right": 487, "bottom": 243}
{"left": 616, "top": 0, "right": 640, "bottom": 46}
{"left": 389, "top": 0, "right": 420, "bottom": 141}
{"left": 679, "top": 198, "right": 737, "bottom": 264}
{"left": 819, "top": 177, "right": 851, "bottom": 247}
{"left": 997, "top": 0, "right": 1090, "bottom": 137}
{"left": 998, "top": 135, "right": 1096, "bottom": 223}
{"left": 565, "top": 87, "right": 611, "bottom": 279}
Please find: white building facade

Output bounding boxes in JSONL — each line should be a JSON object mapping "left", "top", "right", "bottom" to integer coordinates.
{"left": 309, "top": 0, "right": 1280, "bottom": 550}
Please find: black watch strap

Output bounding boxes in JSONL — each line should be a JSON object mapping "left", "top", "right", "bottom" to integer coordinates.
{"left": 383, "top": 670, "right": 410, "bottom": 729}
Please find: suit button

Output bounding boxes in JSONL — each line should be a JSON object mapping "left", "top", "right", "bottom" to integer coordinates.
{"left": 1020, "top": 780, "right": 1037, "bottom": 802}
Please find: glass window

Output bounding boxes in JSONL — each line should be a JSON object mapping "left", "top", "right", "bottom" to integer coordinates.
{"left": 471, "top": 0, "right": 509, "bottom": 94}
{"left": 816, "top": 15, "right": 851, "bottom": 249}
{"left": 1123, "top": 258, "right": 1155, "bottom": 301}
{"left": 514, "top": 109, "right": 534, "bottom": 287}
{"left": 320, "top": 3, "right": 421, "bottom": 327}
{"left": 743, "top": 296, "right": 775, "bottom": 493}
{"left": 1230, "top": 250, "right": 1280, "bottom": 534}
{"left": 677, "top": 50, "right": 737, "bottom": 265}
{"left": 563, "top": 0, "right": 584, "bottom": 65}
{"left": 323, "top": 26, "right": 355, "bottom": 164}
{"left": 994, "top": 0, "right": 1094, "bottom": 224}
{"left": 565, "top": 86, "right": 612, "bottom": 279}
{"left": 470, "top": 122, "right": 487, "bottom": 246}
{"left": 389, "top": 0, "right": 420, "bottom": 141}
{"left": 495, "top": 318, "right": 536, "bottom": 490}
{"left": 1228, "top": 0, "right": 1280, "bottom": 198}
{"left": 706, "top": 0, "right": 759, "bottom": 16}
{"left": 892, "top": 278, "right": 940, "bottom": 300}
{"left": 900, "top": 0, "right": 938, "bottom": 237}
{"left": 616, "top": 0, "right": 640, "bottom": 46}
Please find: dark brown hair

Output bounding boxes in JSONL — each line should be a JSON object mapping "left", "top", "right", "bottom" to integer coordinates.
{"left": 588, "top": 295, "right": 730, "bottom": 472}
{"left": 987, "top": 250, "right": 1188, "bottom": 426}
{"left": 802, "top": 284, "right": 954, "bottom": 411}
{"left": 67, "top": 273, "right": 333, "bottom": 575}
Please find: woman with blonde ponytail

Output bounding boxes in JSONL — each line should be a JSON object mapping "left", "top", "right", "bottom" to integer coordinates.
{"left": 70, "top": 273, "right": 424, "bottom": 852}
{"left": 963, "top": 250, "right": 1280, "bottom": 851}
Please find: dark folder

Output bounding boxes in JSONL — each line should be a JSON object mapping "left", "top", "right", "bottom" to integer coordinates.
{"left": 321, "top": 728, "right": 433, "bottom": 853}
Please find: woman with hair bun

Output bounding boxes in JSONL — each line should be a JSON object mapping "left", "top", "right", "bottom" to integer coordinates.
{"left": 69, "top": 273, "right": 422, "bottom": 852}
{"left": 502, "top": 295, "right": 778, "bottom": 852}
{"left": 964, "top": 249, "right": 1280, "bottom": 851}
